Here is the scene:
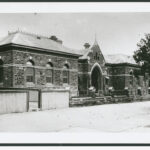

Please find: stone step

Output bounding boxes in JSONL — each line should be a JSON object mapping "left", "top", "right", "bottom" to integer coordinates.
{"left": 70, "top": 96, "right": 107, "bottom": 106}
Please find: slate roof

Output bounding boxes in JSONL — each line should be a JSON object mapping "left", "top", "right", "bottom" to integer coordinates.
{"left": 104, "top": 54, "right": 137, "bottom": 65}
{"left": 79, "top": 48, "right": 137, "bottom": 65}
{"left": 0, "top": 31, "right": 138, "bottom": 65}
{"left": 79, "top": 39, "right": 105, "bottom": 61}
{"left": 0, "top": 31, "right": 81, "bottom": 56}
{"left": 78, "top": 39, "right": 137, "bottom": 65}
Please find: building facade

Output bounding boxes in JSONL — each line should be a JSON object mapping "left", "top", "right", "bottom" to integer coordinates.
{"left": 0, "top": 31, "right": 149, "bottom": 99}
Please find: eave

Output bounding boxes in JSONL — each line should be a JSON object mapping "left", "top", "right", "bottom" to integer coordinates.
{"left": 105, "top": 62, "right": 140, "bottom": 68}
{"left": 0, "top": 43, "right": 82, "bottom": 58}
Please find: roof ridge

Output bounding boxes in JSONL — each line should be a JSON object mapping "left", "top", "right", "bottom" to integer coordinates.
{"left": 8, "top": 30, "right": 50, "bottom": 39}
{"left": 11, "top": 32, "right": 20, "bottom": 43}
{"left": 0, "top": 32, "right": 17, "bottom": 44}
{"left": 106, "top": 54, "right": 132, "bottom": 57}
{"left": 0, "top": 30, "right": 81, "bottom": 56}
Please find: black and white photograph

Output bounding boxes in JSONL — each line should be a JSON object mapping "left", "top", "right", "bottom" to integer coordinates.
{"left": 1, "top": 2, "right": 150, "bottom": 145}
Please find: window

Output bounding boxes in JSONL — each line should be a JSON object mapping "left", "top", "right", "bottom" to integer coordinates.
{"left": 137, "top": 78, "right": 140, "bottom": 86}
{"left": 105, "top": 78, "right": 109, "bottom": 85}
{"left": 129, "top": 69, "right": 133, "bottom": 75}
{"left": 63, "top": 64, "right": 69, "bottom": 84}
{"left": 96, "top": 52, "right": 98, "bottom": 59}
{"left": 26, "top": 60, "right": 34, "bottom": 83}
{"left": 0, "top": 60, "right": 3, "bottom": 83}
{"left": 94, "top": 52, "right": 99, "bottom": 60}
{"left": 46, "top": 62, "right": 53, "bottom": 84}
{"left": 129, "top": 78, "right": 133, "bottom": 85}
{"left": 137, "top": 89, "right": 142, "bottom": 95}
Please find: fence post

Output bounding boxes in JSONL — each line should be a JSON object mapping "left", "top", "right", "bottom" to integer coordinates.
{"left": 38, "top": 89, "right": 42, "bottom": 110}
{"left": 26, "top": 90, "right": 29, "bottom": 111}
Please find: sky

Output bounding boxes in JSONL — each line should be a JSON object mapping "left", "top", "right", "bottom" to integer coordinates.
{"left": 0, "top": 13, "right": 150, "bottom": 55}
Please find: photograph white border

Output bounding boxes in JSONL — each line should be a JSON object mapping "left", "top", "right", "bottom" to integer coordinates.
{"left": 0, "top": 2, "right": 150, "bottom": 13}
{"left": 0, "top": 2, "right": 150, "bottom": 144}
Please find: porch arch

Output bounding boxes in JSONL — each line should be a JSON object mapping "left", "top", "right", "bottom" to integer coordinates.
{"left": 90, "top": 63, "right": 103, "bottom": 92}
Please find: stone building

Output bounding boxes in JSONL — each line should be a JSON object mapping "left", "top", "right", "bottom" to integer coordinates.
{"left": 0, "top": 31, "right": 79, "bottom": 97}
{"left": 0, "top": 31, "right": 149, "bottom": 100}
{"left": 78, "top": 41, "right": 149, "bottom": 98}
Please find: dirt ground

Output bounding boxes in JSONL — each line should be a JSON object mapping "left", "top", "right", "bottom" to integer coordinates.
{"left": 0, "top": 101, "right": 150, "bottom": 132}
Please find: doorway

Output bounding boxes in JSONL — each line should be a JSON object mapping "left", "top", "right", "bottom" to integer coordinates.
{"left": 28, "top": 90, "right": 40, "bottom": 110}
{"left": 91, "top": 66, "right": 102, "bottom": 92}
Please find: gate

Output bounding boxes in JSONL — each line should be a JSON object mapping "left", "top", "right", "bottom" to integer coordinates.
{"left": 28, "top": 90, "right": 41, "bottom": 111}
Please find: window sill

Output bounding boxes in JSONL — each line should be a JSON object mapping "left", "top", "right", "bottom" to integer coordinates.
{"left": 63, "top": 84, "right": 70, "bottom": 90}
{"left": 63, "top": 83, "right": 69, "bottom": 86}
{"left": 63, "top": 83, "right": 70, "bottom": 89}
{"left": 46, "top": 83, "right": 53, "bottom": 87}
{"left": 26, "top": 82, "right": 35, "bottom": 87}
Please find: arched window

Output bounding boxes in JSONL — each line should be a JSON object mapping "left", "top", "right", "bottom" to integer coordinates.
{"left": 26, "top": 60, "right": 34, "bottom": 83}
{"left": 46, "top": 62, "right": 53, "bottom": 84}
{"left": 63, "top": 64, "right": 69, "bottom": 84}
{"left": 0, "top": 60, "right": 3, "bottom": 83}
{"left": 129, "top": 69, "right": 133, "bottom": 75}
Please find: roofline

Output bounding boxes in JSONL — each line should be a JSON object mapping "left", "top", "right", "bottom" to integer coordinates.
{"left": 78, "top": 59, "right": 88, "bottom": 62}
{"left": 106, "top": 62, "right": 140, "bottom": 68}
{"left": 79, "top": 57, "right": 88, "bottom": 60}
{"left": 0, "top": 43, "right": 82, "bottom": 57}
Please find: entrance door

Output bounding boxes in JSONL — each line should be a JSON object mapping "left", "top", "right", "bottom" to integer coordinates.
{"left": 91, "top": 66, "right": 101, "bottom": 92}
{"left": 28, "top": 90, "right": 40, "bottom": 110}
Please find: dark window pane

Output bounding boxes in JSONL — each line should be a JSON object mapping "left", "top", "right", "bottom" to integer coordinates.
{"left": 46, "top": 77, "right": 52, "bottom": 83}
{"left": 105, "top": 78, "right": 108, "bottom": 85}
{"left": 63, "top": 65, "right": 69, "bottom": 84}
{"left": 26, "top": 67, "right": 34, "bottom": 82}
{"left": 26, "top": 76, "right": 33, "bottom": 82}
{"left": 26, "top": 67, "right": 34, "bottom": 75}
{"left": 26, "top": 61, "right": 34, "bottom": 83}
{"left": 46, "top": 69, "right": 53, "bottom": 83}
{"left": 63, "top": 70, "right": 68, "bottom": 77}
{"left": 63, "top": 78, "right": 68, "bottom": 83}
{"left": 46, "top": 69, "right": 52, "bottom": 76}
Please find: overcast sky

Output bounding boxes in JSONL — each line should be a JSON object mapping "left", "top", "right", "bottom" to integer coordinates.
{"left": 0, "top": 13, "right": 150, "bottom": 55}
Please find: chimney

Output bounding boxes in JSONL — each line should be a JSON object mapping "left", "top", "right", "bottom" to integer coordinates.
{"left": 50, "top": 35, "right": 57, "bottom": 41}
{"left": 50, "top": 35, "right": 63, "bottom": 44}
{"left": 84, "top": 43, "right": 90, "bottom": 49}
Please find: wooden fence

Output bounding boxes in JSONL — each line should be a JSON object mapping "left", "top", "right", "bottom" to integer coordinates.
{"left": 0, "top": 90, "right": 28, "bottom": 114}
{"left": 0, "top": 88, "right": 70, "bottom": 114}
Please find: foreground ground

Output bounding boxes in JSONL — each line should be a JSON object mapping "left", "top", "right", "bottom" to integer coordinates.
{"left": 0, "top": 101, "right": 150, "bottom": 132}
